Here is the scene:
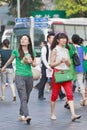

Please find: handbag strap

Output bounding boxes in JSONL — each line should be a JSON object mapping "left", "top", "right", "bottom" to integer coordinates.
{"left": 72, "top": 44, "right": 79, "bottom": 56}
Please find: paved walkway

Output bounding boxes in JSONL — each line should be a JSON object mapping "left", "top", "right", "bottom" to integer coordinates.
{"left": 0, "top": 85, "right": 87, "bottom": 130}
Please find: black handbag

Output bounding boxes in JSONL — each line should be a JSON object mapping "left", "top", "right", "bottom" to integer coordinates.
{"left": 72, "top": 45, "right": 80, "bottom": 66}
{"left": 73, "top": 52, "right": 80, "bottom": 66}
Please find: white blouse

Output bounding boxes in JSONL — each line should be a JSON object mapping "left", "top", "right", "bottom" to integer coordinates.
{"left": 54, "top": 45, "right": 70, "bottom": 70}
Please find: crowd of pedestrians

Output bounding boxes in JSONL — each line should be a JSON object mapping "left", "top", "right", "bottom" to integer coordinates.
{"left": 0, "top": 32, "right": 87, "bottom": 124}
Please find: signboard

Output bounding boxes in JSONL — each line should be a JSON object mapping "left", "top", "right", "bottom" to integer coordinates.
{"left": 32, "top": 10, "right": 66, "bottom": 18}
{"left": 34, "top": 18, "right": 48, "bottom": 22}
{"left": 15, "top": 17, "right": 48, "bottom": 28}
{"left": 15, "top": 17, "right": 30, "bottom": 23}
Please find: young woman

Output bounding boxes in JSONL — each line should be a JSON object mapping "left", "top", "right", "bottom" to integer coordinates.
{"left": 50, "top": 33, "right": 81, "bottom": 121}
{"left": 0, "top": 39, "right": 16, "bottom": 101}
{"left": 71, "top": 34, "right": 86, "bottom": 106}
{"left": 1, "top": 34, "right": 36, "bottom": 124}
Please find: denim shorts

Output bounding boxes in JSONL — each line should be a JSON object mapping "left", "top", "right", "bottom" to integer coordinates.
{"left": 1, "top": 68, "right": 15, "bottom": 85}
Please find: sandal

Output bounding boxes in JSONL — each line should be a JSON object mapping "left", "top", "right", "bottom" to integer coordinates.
{"left": 80, "top": 99, "right": 87, "bottom": 106}
{"left": 72, "top": 115, "right": 81, "bottom": 122}
{"left": 51, "top": 115, "right": 56, "bottom": 120}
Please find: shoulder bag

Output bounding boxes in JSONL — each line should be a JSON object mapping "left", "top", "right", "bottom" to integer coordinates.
{"left": 54, "top": 70, "right": 73, "bottom": 83}
{"left": 72, "top": 45, "right": 80, "bottom": 66}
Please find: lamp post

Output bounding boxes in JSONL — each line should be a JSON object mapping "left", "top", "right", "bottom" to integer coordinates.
{"left": 30, "top": 16, "right": 34, "bottom": 49}
{"left": 17, "top": 0, "right": 20, "bottom": 18}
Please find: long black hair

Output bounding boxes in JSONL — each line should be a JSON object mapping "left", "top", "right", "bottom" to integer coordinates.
{"left": 51, "top": 33, "right": 69, "bottom": 50}
{"left": 2, "top": 39, "right": 10, "bottom": 48}
{"left": 18, "top": 34, "right": 34, "bottom": 60}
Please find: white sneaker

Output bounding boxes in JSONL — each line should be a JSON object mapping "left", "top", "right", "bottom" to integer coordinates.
{"left": 1, "top": 96, "right": 5, "bottom": 101}
{"left": 18, "top": 115, "right": 26, "bottom": 121}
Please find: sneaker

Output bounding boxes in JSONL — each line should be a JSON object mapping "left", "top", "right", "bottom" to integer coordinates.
{"left": 18, "top": 115, "right": 26, "bottom": 121}
{"left": 25, "top": 116, "right": 31, "bottom": 124}
{"left": 5, "top": 83, "right": 8, "bottom": 87}
{"left": 38, "top": 96, "right": 46, "bottom": 100}
{"left": 19, "top": 115, "right": 31, "bottom": 124}
{"left": 64, "top": 102, "right": 70, "bottom": 109}
{"left": 59, "top": 93, "right": 66, "bottom": 100}
{"left": 13, "top": 96, "right": 16, "bottom": 101}
{"left": 1, "top": 96, "right": 5, "bottom": 101}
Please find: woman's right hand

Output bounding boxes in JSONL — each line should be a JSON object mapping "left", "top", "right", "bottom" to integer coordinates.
{"left": 1, "top": 66, "right": 6, "bottom": 72}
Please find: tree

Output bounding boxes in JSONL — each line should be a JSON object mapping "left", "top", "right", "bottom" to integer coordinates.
{"left": 54, "top": 0, "right": 87, "bottom": 17}
{"left": 0, "top": 0, "right": 44, "bottom": 17}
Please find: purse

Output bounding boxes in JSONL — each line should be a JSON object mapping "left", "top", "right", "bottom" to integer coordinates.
{"left": 72, "top": 45, "right": 80, "bottom": 66}
{"left": 54, "top": 70, "right": 73, "bottom": 83}
{"left": 73, "top": 53, "right": 80, "bottom": 66}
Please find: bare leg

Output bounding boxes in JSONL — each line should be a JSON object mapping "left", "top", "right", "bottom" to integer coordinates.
{"left": 50, "top": 101, "right": 56, "bottom": 120}
{"left": 85, "top": 86, "right": 87, "bottom": 97}
{"left": 85, "top": 80, "right": 87, "bottom": 97}
{"left": 9, "top": 83, "right": 16, "bottom": 101}
{"left": 80, "top": 80, "right": 87, "bottom": 106}
{"left": 45, "top": 82, "right": 51, "bottom": 92}
{"left": 68, "top": 100, "right": 81, "bottom": 121}
{"left": 1, "top": 84, "right": 5, "bottom": 100}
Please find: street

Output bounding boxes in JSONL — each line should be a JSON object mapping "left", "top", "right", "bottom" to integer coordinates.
{"left": 0, "top": 83, "right": 87, "bottom": 130}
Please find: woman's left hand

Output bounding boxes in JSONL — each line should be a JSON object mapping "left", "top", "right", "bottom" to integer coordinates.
{"left": 28, "top": 57, "right": 33, "bottom": 64}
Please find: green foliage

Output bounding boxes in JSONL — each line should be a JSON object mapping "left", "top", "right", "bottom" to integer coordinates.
{"left": 7, "top": 21, "right": 15, "bottom": 26}
{"left": 54, "top": 0, "right": 87, "bottom": 17}
{"left": 0, "top": 0, "right": 44, "bottom": 17}
{"left": 26, "top": 0, "right": 44, "bottom": 16}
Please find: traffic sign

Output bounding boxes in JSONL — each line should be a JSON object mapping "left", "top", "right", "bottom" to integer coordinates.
{"left": 34, "top": 18, "right": 48, "bottom": 22}
{"left": 15, "top": 17, "right": 48, "bottom": 28}
{"left": 15, "top": 17, "right": 48, "bottom": 23}
{"left": 15, "top": 17, "right": 30, "bottom": 23}
{"left": 34, "top": 23, "right": 48, "bottom": 28}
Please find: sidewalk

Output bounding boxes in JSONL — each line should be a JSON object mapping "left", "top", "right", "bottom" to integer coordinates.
{"left": 0, "top": 86, "right": 87, "bottom": 130}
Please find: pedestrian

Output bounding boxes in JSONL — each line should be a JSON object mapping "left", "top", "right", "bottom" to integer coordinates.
{"left": 0, "top": 39, "right": 16, "bottom": 101}
{"left": 71, "top": 34, "right": 86, "bottom": 106}
{"left": 40, "top": 41, "right": 52, "bottom": 92}
{"left": 79, "top": 37, "right": 87, "bottom": 105}
{"left": 34, "top": 32, "right": 55, "bottom": 100}
{"left": 1, "top": 34, "right": 36, "bottom": 124}
{"left": 83, "top": 46, "right": 87, "bottom": 101}
{"left": 34, "top": 40, "right": 47, "bottom": 90}
{"left": 64, "top": 40, "right": 77, "bottom": 109}
{"left": 50, "top": 33, "right": 81, "bottom": 121}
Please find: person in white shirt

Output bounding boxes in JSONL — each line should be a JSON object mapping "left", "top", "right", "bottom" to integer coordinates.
{"left": 35, "top": 32, "right": 55, "bottom": 100}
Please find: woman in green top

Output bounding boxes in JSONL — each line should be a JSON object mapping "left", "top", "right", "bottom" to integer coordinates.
{"left": 64, "top": 42, "right": 77, "bottom": 109}
{"left": 82, "top": 45, "right": 87, "bottom": 99}
{"left": 68, "top": 43, "right": 77, "bottom": 81}
{"left": 1, "top": 34, "right": 36, "bottom": 124}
